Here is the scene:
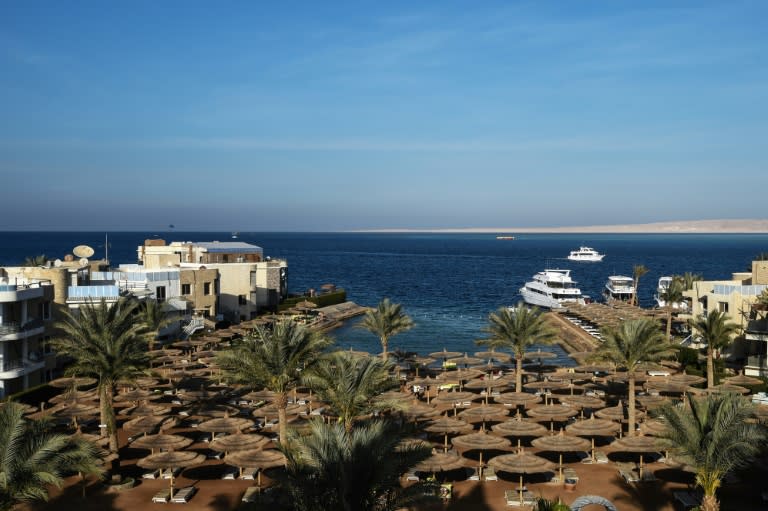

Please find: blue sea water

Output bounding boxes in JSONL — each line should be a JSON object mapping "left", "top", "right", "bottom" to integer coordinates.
{"left": 2, "top": 231, "right": 766, "bottom": 365}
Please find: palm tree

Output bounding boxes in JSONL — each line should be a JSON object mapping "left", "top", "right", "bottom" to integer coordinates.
{"left": 50, "top": 297, "right": 149, "bottom": 457}
{"left": 590, "top": 318, "right": 675, "bottom": 436}
{"left": 657, "top": 393, "right": 767, "bottom": 511}
{"left": 137, "top": 298, "right": 174, "bottom": 351}
{"left": 631, "top": 264, "right": 649, "bottom": 306}
{"left": 476, "top": 304, "right": 557, "bottom": 393}
{"left": 0, "top": 402, "right": 105, "bottom": 510}
{"left": 688, "top": 310, "right": 740, "bottom": 388}
{"left": 661, "top": 277, "right": 685, "bottom": 340}
{"left": 216, "top": 320, "right": 332, "bottom": 442}
{"left": 21, "top": 255, "right": 48, "bottom": 267}
{"left": 304, "top": 351, "right": 399, "bottom": 431}
{"left": 281, "top": 419, "right": 434, "bottom": 511}
{"left": 359, "top": 298, "right": 414, "bottom": 361}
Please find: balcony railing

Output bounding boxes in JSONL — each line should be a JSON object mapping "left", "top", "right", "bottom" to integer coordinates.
{"left": 0, "top": 318, "right": 45, "bottom": 336}
{"left": 747, "top": 355, "right": 767, "bottom": 370}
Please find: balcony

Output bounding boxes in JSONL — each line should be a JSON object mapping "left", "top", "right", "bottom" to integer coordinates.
{"left": 0, "top": 318, "right": 45, "bottom": 341}
{"left": 0, "top": 356, "right": 45, "bottom": 379}
{"left": 0, "top": 282, "right": 47, "bottom": 302}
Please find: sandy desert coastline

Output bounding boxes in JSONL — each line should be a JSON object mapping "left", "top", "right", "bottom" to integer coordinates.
{"left": 358, "top": 219, "right": 768, "bottom": 234}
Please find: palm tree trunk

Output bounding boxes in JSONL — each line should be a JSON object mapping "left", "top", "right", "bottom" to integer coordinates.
{"left": 700, "top": 494, "right": 719, "bottom": 511}
{"left": 666, "top": 309, "right": 673, "bottom": 341}
{"left": 628, "top": 376, "right": 636, "bottom": 437}
{"left": 381, "top": 337, "right": 388, "bottom": 361}
{"left": 99, "top": 384, "right": 118, "bottom": 453}
{"left": 515, "top": 355, "right": 523, "bottom": 393}
{"left": 277, "top": 392, "right": 288, "bottom": 444}
{"left": 707, "top": 347, "right": 715, "bottom": 389}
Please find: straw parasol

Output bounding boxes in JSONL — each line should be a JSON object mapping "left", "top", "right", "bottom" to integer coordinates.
{"left": 432, "top": 391, "right": 477, "bottom": 409}
{"left": 131, "top": 433, "right": 192, "bottom": 454}
{"left": 414, "top": 450, "right": 467, "bottom": 476}
{"left": 531, "top": 429, "right": 590, "bottom": 481}
{"left": 114, "top": 389, "right": 160, "bottom": 403}
{"left": 451, "top": 430, "right": 511, "bottom": 478}
{"left": 636, "top": 394, "right": 670, "bottom": 410}
{"left": 668, "top": 372, "right": 706, "bottom": 386}
{"left": 49, "top": 376, "right": 97, "bottom": 389}
{"left": 611, "top": 435, "right": 660, "bottom": 477}
{"left": 527, "top": 403, "right": 578, "bottom": 430}
{"left": 53, "top": 402, "right": 99, "bottom": 429}
{"left": 493, "top": 392, "right": 542, "bottom": 408}
{"left": 49, "top": 390, "right": 98, "bottom": 405}
{"left": 430, "top": 349, "right": 463, "bottom": 360}
{"left": 197, "top": 416, "right": 254, "bottom": 440}
{"left": 724, "top": 371, "right": 763, "bottom": 386}
{"left": 423, "top": 417, "right": 474, "bottom": 452}
{"left": 491, "top": 413, "right": 548, "bottom": 444}
{"left": 137, "top": 450, "right": 206, "bottom": 499}
{"left": 566, "top": 414, "right": 620, "bottom": 461}
{"left": 119, "top": 403, "right": 171, "bottom": 417}
{"left": 123, "top": 415, "right": 177, "bottom": 436}
{"left": 211, "top": 432, "right": 270, "bottom": 454}
{"left": 458, "top": 404, "right": 509, "bottom": 427}
{"left": 242, "top": 389, "right": 277, "bottom": 402}
{"left": 475, "top": 350, "right": 512, "bottom": 363}
{"left": 400, "top": 402, "right": 441, "bottom": 421}
{"left": 558, "top": 395, "right": 606, "bottom": 412}
{"left": 449, "top": 354, "right": 484, "bottom": 368}
{"left": 225, "top": 449, "right": 286, "bottom": 484}
{"left": 523, "top": 349, "right": 557, "bottom": 361}
{"left": 488, "top": 449, "right": 554, "bottom": 505}
{"left": 595, "top": 401, "right": 644, "bottom": 425}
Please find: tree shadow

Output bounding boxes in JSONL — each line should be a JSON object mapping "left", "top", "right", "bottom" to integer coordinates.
{"left": 26, "top": 479, "right": 120, "bottom": 511}
{"left": 609, "top": 474, "right": 672, "bottom": 511}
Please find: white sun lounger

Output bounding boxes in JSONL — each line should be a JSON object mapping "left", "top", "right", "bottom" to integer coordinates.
{"left": 152, "top": 489, "right": 170, "bottom": 503}
{"left": 170, "top": 486, "right": 197, "bottom": 503}
{"left": 242, "top": 486, "right": 260, "bottom": 503}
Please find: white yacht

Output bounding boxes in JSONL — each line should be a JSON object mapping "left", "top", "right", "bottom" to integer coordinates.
{"left": 567, "top": 246, "right": 605, "bottom": 262}
{"left": 519, "top": 269, "right": 585, "bottom": 309}
{"left": 603, "top": 275, "right": 635, "bottom": 302}
{"left": 654, "top": 276, "right": 688, "bottom": 310}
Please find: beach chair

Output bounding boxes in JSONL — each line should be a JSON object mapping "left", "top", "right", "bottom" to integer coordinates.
{"left": 242, "top": 486, "right": 260, "bottom": 503}
{"left": 221, "top": 467, "right": 237, "bottom": 480}
{"left": 619, "top": 469, "right": 640, "bottom": 483}
{"left": 152, "top": 489, "right": 170, "bottom": 503}
{"left": 484, "top": 467, "right": 498, "bottom": 481}
{"left": 594, "top": 450, "right": 609, "bottom": 463}
{"left": 161, "top": 467, "right": 182, "bottom": 480}
{"left": 404, "top": 470, "right": 419, "bottom": 481}
{"left": 466, "top": 467, "right": 480, "bottom": 481}
{"left": 240, "top": 468, "right": 258, "bottom": 480}
{"left": 170, "top": 486, "right": 197, "bottom": 503}
{"left": 142, "top": 469, "right": 161, "bottom": 479}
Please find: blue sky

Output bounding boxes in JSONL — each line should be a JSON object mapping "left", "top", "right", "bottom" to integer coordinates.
{"left": 1, "top": 1, "right": 766, "bottom": 231}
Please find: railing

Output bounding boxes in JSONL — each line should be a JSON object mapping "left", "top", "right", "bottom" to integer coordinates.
{"left": 0, "top": 318, "right": 44, "bottom": 336}
{"left": 0, "top": 359, "right": 25, "bottom": 372}
{"left": 747, "top": 355, "right": 767, "bottom": 370}
{"left": 181, "top": 317, "right": 205, "bottom": 339}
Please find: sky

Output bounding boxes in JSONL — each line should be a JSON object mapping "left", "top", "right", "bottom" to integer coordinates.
{"left": 1, "top": 1, "right": 766, "bottom": 231}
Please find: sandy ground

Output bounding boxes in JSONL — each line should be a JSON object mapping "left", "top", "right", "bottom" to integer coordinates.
{"left": 21, "top": 430, "right": 768, "bottom": 511}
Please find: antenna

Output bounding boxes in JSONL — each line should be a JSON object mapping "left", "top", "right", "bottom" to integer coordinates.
{"left": 73, "top": 245, "right": 95, "bottom": 258}
{"left": 104, "top": 233, "right": 109, "bottom": 264}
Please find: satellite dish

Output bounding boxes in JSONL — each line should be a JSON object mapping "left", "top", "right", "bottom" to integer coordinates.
{"left": 79, "top": 258, "right": 89, "bottom": 267}
{"left": 53, "top": 259, "right": 62, "bottom": 267}
{"left": 73, "top": 245, "right": 95, "bottom": 258}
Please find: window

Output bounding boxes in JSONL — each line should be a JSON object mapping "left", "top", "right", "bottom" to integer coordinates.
{"left": 43, "top": 336, "right": 53, "bottom": 354}
{"left": 238, "top": 295, "right": 247, "bottom": 305}
{"left": 204, "top": 282, "right": 211, "bottom": 295}
{"left": 156, "top": 286, "right": 166, "bottom": 303}
{"left": 718, "top": 301, "right": 729, "bottom": 313}
{"left": 181, "top": 283, "right": 191, "bottom": 295}
{"left": 39, "top": 301, "right": 51, "bottom": 320}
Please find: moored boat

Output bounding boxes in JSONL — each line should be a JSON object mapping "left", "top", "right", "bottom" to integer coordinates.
{"left": 603, "top": 275, "right": 635, "bottom": 302}
{"left": 567, "top": 246, "right": 604, "bottom": 262}
{"left": 654, "top": 276, "right": 688, "bottom": 310}
{"left": 519, "top": 269, "right": 585, "bottom": 309}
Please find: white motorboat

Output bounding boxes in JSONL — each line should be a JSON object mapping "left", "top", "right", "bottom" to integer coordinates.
{"left": 603, "top": 275, "right": 635, "bottom": 302}
{"left": 519, "top": 269, "right": 585, "bottom": 309}
{"left": 654, "top": 276, "right": 688, "bottom": 310}
{"left": 567, "top": 246, "right": 604, "bottom": 262}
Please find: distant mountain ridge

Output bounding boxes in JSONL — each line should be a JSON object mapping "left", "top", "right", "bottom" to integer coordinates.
{"left": 358, "top": 219, "right": 768, "bottom": 234}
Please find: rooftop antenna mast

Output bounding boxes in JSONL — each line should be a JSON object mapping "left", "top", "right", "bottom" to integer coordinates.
{"left": 105, "top": 233, "right": 109, "bottom": 265}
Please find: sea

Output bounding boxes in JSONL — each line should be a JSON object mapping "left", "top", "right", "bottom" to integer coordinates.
{"left": 2, "top": 231, "right": 767, "bottom": 367}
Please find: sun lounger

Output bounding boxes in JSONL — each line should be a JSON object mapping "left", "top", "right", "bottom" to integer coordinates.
{"left": 242, "top": 487, "right": 260, "bottom": 503}
{"left": 221, "top": 468, "right": 237, "bottom": 480}
{"left": 161, "top": 467, "right": 182, "bottom": 479}
{"left": 240, "top": 468, "right": 257, "bottom": 480}
{"left": 484, "top": 467, "right": 498, "bottom": 481}
{"left": 620, "top": 469, "right": 640, "bottom": 483}
{"left": 170, "top": 486, "right": 197, "bottom": 503}
{"left": 466, "top": 467, "right": 480, "bottom": 481}
{"left": 505, "top": 489, "right": 535, "bottom": 506}
{"left": 673, "top": 490, "right": 701, "bottom": 509}
{"left": 152, "top": 489, "right": 170, "bottom": 503}
{"left": 594, "top": 451, "right": 609, "bottom": 463}
{"left": 404, "top": 470, "right": 419, "bottom": 481}
{"left": 142, "top": 469, "right": 161, "bottom": 479}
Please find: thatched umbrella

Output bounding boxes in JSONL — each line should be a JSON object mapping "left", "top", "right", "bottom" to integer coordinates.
{"left": 225, "top": 449, "right": 286, "bottom": 484}
{"left": 491, "top": 413, "right": 548, "bottom": 446}
{"left": 493, "top": 392, "right": 541, "bottom": 408}
{"left": 698, "top": 383, "right": 750, "bottom": 395}
{"left": 197, "top": 416, "right": 254, "bottom": 441}
{"left": 724, "top": 371, "right": 763, "bottom": 386}
{"left": 451, "top": 430, "right": 511, "bottom": 478}
{"left": 458, "top": 404, "right": 509, "bottom": 428}
{"left": 411, "top": 356, "right": 436, "bottom": 376}
{"left": 595, "top": 400, "right": 645, "bottom": 427}
{"left": 475, "top": 350, "right": 512, "bottom": 363}
{"left": 522, "top": 349, "right": 557, "bottom": 361}
{"left": 49, "top": 390, "right": 98, "bottom": 405}
{"left": 527, "top": 403, "right": 578, "bottom": 431}
{"left": 635, "top": 394, "right": 670, "bottom": 410}
{"left": 423, "top": 417, "right": 474, "bottom": 452}
{"left": 429, "top": 349, "right": 463, "bottom": 360}
{"left": 668, "top": 372, "right": 706, "bottom": 386}
{"left": 137, "top": 450, "right": 206, "bottom": 499}
{"left": 488, "top": 449, "right": 554, "bottom": 505}
{"left": 123, "top": 415, "right": 177, "bottom": 436}
{"left": 432, "top": 391, "right": 477, "bottom": 413}
{"left": 414, "top": 451, "right": 467, "bottom": 476}
{"left": 114, "top": 388, "right": 160, "bottom": 402}
{"left": 400, "top": 402, "right": 441, "bottom": 422}
{"left": 242, "top": 389, "right": 277, "bottom": 402}
{"left": 558, "top": 395, "right": 606, "bottom": 413}
{"left": 565, "top": 414, "right": 620, "bottom": 461}
{"left": 611, "top": 435, "right": 660, "bottom": 477}
{"left": 449, "top": 354, "right": 484, "bottom": 368}
{"left": 49, "top": 376, "right": 96, "bottom": 389}
{"left": 131, "top": 433, "right": 192, "bottom": 454}
{"left": 211, "top": 432, "right": 270, "bottom": 455}
{"left": 119, "top": 403, "right": 171, "bottom": 417}
{"left": 53, "top": 402, "right": 99, "bottom": 430}
{"left": 531, "top": 430, "right": 590, "bottom": 481}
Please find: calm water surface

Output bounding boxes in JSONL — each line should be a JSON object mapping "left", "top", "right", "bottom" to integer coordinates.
{"left": 2, "top": 231, "right": 766, "bottom": 365}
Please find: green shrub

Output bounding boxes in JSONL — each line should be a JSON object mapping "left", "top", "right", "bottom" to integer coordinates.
{"left": 7, "top": 383, "right": 59, "bottom": 408}
{"left": 279, "top": 290, "right": 347, "bottom": 310}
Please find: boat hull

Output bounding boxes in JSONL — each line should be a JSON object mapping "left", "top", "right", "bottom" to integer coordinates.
{"left": 520, "top": 287, "right": 584, "bottom": 309}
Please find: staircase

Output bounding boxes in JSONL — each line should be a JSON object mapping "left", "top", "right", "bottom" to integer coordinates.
{"left": 181, "top": 317, "right": 205, "bottom": 339}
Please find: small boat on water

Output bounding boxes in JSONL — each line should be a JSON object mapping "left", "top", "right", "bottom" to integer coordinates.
{"left": 496, "top": 235, "right": 515, "bottom": 240}
{"left": 231, "top": 232, "right": 239, "bottom": 239}
{"left": 519, "top": 269, "right": 585, "bottom": 309}
{"left": 654, "top": 276, "right": 688, "bottom": 310}
{"left": 567, "top": 246, "right": 604, "bottom": 262}
{"left": 603, "top": 275, "right": 635, "bottom": 302}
